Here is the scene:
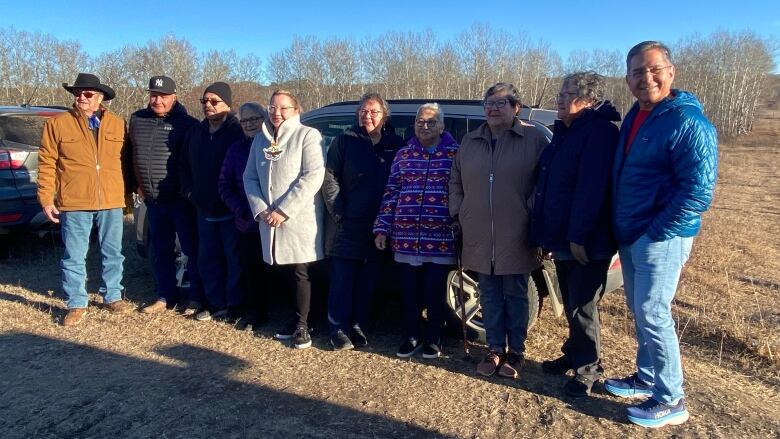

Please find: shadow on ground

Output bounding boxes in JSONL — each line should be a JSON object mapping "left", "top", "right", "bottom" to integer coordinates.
{"left": 0, "top": 332, "right": 449, "bottom": 438}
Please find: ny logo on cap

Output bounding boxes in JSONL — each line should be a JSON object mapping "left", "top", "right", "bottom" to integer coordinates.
{"left": 155, "top": 79, "right": 164, "bottom": 87}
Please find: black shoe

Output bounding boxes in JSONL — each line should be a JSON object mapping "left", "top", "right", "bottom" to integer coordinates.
{"left": 243, "top": 311, "right": 268, "bottom": 328}
{"left": 293, "top": 325, "right": 312, "bottom": 349}
{"left": 396, "top": 337, "right": 421, "bottom": 358}
{"left": 330, "top": 330, "right": 354, "bottom": 351}
{"left": 211, "top": 309, "right": 230, "bottom": 322}
{"left": 422, "top": 342, "right": 441, "bottom": 359}
{"left": 275, "top": 321, "right": 298, "bottom": 340}
{"left": 564, "top": 375, "right": 594, "bottom": 397}
{"left": 350, "top": 325, "right": 368, "bottom": 347}
{"left": 226, "top": 306, "right": 244, "bottom": 324}
{"left": 542, "top": 355, "right": 572, "bottom": 375}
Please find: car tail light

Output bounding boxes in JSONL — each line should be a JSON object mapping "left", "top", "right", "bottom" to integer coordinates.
{"left": 0, "top": 149, "right": 29, "bottom": 170}
{"left": 0, "top": 213, "right": 24, "bottom": 223}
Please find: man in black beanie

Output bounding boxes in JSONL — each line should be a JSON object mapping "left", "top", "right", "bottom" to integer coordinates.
{"left": 179, "top": 82, "right": 245, "bottom": 321}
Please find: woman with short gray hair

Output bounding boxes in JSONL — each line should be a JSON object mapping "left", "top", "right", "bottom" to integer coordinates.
{"left": 218, "top": 102, "right": 269, "bottom": 325}
{"left": 529, "top": 71, "right": 620, "bottom": 397}
{"left": 374, "top": 102, "right": 459, "bottom": 359}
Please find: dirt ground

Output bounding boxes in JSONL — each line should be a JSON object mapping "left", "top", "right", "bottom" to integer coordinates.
{"left": 2, "top": 92, "right": 779, "bottom": 439}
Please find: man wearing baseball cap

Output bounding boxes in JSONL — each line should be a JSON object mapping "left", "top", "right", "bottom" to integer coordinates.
{"left": 126, "top": 76, "right": 204, "bottom": 314}
{"left": 38, "top": 73, "right": 134, "bottom": 325}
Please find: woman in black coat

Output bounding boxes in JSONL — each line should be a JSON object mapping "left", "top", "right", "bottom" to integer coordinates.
{"left": 529, "top": 71, "right": 620, "bottom": 397}
{"left": 321, "top": 92, "right": 404, "bottom": 350}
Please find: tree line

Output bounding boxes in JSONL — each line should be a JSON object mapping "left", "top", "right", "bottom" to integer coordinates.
{"left": 0, "top": 24, "right": 774, "bottom": 137}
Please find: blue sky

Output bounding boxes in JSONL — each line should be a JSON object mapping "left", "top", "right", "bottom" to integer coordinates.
{"left": 3, "top": 0, "right": 778, "bottom": 71}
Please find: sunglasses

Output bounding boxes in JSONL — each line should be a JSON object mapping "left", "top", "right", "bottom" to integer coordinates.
{"left": 73, "top": 90, "right": 100, "bottom": 98}
{"left": 200, "top": 98, "right": 224, "bottom": 106}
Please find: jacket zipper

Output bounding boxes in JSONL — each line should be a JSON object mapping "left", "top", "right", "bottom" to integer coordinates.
{"left": 148, "top": 118, "right": 159, "bottom": 196}
{"left": 489, "top": 142, "right": 496, "bottom": 271}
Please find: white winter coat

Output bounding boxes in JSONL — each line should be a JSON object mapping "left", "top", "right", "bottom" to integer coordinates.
{"left": 243, "top": 115, "right": 325, "bottom": 265}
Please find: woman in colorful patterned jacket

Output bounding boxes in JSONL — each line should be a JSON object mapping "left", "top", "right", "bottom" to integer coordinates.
{"left": 373, "top": 102, "right": 459, "bottom": 359}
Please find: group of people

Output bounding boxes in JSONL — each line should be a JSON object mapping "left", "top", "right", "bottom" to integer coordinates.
{"left": 37, "top": 40, "right": 718, "bottom": 429}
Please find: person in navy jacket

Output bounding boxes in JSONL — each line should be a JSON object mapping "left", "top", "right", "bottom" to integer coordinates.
{"left": 321, "top": 93, "right": 404, "bottom": 350}
{"left": 604, "top": 41, "right": 718, "bottom": 428}
{"left": 530, "top": 71, "right": 619, "bottom": 397}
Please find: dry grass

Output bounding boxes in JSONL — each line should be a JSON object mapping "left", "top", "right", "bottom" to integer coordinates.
{"left": 1, "top": 88, "right": 779, "bottom": 438}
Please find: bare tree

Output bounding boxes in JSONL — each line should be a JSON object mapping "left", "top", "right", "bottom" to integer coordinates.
{"left": 0, "top": 26, "right": 774, "bottom": 135}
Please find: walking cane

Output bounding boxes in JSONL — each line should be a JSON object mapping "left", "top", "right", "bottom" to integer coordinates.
{"left": 454, "top": 228, "right": 471, "bottom": 359}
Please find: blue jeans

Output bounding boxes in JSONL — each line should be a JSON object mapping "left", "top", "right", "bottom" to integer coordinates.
{"left": 619, "top": 234, "right": 693, "bottom": 404}
{"left": 477, "top": 273, "right": 529, "bottom": 353}
{"left": 146, "top": 197, "right": 203, "bottom": 304}
{"left": 327, "top": 257, "right": 378, "bottom": 336}
{"left": 60, "top": 209, "right": 124, "bottom": 309}
{"left": 196, "top": 215, "right": 243, "bottom": 310}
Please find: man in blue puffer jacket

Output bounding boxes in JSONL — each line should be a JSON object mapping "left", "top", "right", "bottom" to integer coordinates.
{"left": 604, "top": 41, "right": 718, "bottom": 429}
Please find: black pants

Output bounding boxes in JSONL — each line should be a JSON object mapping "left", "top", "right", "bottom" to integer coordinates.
{"left": 555, "top": 258, "right": 611, "bottom": 381}
{"left": 398, "top": 262, "right": 453, "bottom": 344}
{"left": 237, "top": 231, "right": 268, "bottom": 319}
{"left": 280, "top": 262, "right": 312, "bottom": 327}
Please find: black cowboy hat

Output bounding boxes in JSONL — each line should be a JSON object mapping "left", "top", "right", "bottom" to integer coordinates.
{"left": 62, "top": 73, "right": 116, "bottom": 101}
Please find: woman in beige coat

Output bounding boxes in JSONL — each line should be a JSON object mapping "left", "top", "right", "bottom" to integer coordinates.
{"left": 449, "top": 82, "right": 549, "bottom": 379}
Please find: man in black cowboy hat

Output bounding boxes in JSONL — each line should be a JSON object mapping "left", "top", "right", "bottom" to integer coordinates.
{"left": 38, "top": 72, "right": 135, "bottom": 326}
{"left": 126, "top": 76, "right": 203, "bottom": 314}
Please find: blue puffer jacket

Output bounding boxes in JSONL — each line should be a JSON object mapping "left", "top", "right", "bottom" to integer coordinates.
{"left": 530, "top": 101, "right": 620, "bottom": 258}
{"left": 612, "top": 90, "right": 718, "bottom": 246}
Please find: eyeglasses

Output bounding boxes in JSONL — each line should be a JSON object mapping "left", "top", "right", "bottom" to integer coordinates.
{"left": 73, "top": 90, "right": 99, "bottom": 98}
{"left": 359, "top": 109, "right": 383, "bottom": 117}
{"left": 200, "top": 98, "right": 224, "bottom": 106}
{"left": 268, "top": 105, "right": 295, "bottom": 113}
{"left": 483, "top": 98, "right": 512, "bottom": 109}
{"left": 629, "top": 65, "right": 672, "bottom": 79}
{"left": 240, "top": 117, "right": 263, "bottom": 124}
{"left": 415, "top": 119, "right": 438, "bottom": 128}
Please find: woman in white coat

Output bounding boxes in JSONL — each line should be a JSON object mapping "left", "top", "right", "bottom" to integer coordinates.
{"left": 243, "top": 89, "right": 325, "bottom": 349}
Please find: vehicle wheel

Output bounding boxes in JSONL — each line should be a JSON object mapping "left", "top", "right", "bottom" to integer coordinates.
{"left": 446, "top": 269, "right": 541, "bottom": 345}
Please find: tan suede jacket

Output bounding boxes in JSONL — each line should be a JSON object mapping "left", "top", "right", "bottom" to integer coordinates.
{"left": 38, "top": 106, "right": 127, "bottom": 211}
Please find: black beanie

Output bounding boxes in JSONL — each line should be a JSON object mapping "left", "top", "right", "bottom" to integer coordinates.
{"left": 204, "top": 82, "right": 232, "bottom": 107}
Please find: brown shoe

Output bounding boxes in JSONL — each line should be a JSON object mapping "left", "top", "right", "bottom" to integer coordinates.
{"left": 498, "top": 352, "right": 524, "bottom": 379}
{"left": 62, "top": 308, "right": 88, "bottom": 326}
{"left": 477, "top": 351, "right": 505, "bottom": 377}
{"left": 141, "top": 299, "right": 167, "bottom": 314}
{"left": 105, "top": 300, "right": 135, "bottom": 314}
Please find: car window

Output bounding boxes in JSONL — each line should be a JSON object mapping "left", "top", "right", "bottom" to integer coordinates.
{"left": 304, "top": 113, "right": 472, "bottom": 147}
{"left": 0, "top": 114, "right": 49, "bottom": 146}
{"left": 303, "top": 115, "right": 354, "bottom": 149}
